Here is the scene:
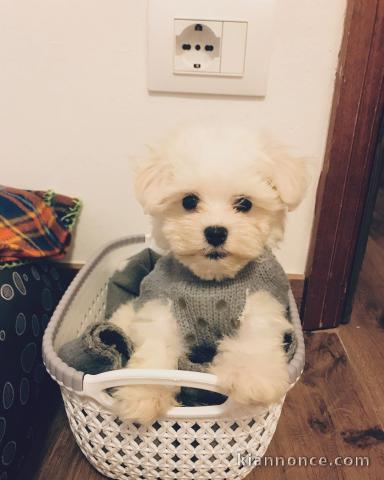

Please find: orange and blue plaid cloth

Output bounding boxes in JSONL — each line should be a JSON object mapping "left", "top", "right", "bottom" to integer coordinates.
{"left": 0, "top": 185, "right": 81, "bottom": 265}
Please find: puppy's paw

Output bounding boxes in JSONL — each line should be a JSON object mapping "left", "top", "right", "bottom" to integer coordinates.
{"left": 113, "top": 385, "right": 177, "bottom": 424}
{"left": 211, "top": 358, "right": 289, "bottom": 406}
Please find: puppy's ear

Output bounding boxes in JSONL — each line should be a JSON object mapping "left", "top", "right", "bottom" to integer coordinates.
{"left": 134, "top": 150, "right": 174, "bottom": 215}
{"left": 262, "top": 143, "right": 309, "bottom": 211}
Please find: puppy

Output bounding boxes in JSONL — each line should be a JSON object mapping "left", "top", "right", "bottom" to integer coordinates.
{"left": 110, "top": 123, "right": 308, "bottom": 424}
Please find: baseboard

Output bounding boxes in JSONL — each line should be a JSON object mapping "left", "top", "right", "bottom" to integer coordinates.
{"left": 56, "top": 260, "right": 85, "bottom": 270}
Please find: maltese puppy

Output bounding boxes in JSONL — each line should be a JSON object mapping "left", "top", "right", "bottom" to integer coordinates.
{"left": 110, "top": 123, "right": 308, "bottom": 424}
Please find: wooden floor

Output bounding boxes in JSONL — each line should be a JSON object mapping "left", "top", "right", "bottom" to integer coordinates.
{"left": 20, "top": 235, "right": 384, "bottom": 480}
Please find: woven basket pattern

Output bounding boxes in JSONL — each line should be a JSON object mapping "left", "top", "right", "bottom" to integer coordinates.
{"left": 62, "top": 388, "right": 283, "bottom": 480}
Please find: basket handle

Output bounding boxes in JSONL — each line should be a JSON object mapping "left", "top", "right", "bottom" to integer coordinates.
{"left": 82, "top": 368, "right": 245, "bottom": 419}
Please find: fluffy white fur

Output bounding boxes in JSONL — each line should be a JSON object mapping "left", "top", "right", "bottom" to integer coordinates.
{"left": 110, "top": 123, "right": 308, "bottom": 423}
{"left": 210, "top": 291, "right": 291, "bottom": 405}
{"left": 111, "top": 300, "right": 183, "bottom": 424}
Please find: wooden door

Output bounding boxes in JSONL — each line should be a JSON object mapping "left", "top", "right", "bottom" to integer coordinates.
{"left": 302, "top": 0, "right": 384, "bottom": 330}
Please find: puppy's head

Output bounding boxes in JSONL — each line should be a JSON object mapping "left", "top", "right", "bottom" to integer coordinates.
{"left": 135, "top": 124, "right": 308, "bottom": 280}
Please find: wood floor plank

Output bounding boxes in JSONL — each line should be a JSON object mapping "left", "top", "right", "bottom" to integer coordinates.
{"left": 247, "top": 332, "right": 384, "bottom": 480}
{"left": 30, "top": 404, "right": 106, "bottom": 480}
{"left": 338, "top": 236, "right": 384, "bottom": 425}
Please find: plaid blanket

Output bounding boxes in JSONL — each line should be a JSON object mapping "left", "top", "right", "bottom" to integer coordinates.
{"left": 0, "top": 185, "right": 81, "bottom": 266}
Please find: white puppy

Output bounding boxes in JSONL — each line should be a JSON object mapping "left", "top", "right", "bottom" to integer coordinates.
{"left": 111, "top": 123, "right": 308, "bottom": 424}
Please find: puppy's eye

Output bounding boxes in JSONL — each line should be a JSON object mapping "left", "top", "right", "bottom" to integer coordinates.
{"left": 182, "top": 194, "right": 199, "bottom": 211}
{"left": 234, "top": 197, "right": 252, "bottom": 213}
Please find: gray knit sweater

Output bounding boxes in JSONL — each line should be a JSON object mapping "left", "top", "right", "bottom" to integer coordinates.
{"left": 133, "top": 249, "right": 295, "bottom": 370}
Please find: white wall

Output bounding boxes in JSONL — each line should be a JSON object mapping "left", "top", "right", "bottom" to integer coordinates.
{"left": 0, "top": 0, "right": 346, "bottom": 274}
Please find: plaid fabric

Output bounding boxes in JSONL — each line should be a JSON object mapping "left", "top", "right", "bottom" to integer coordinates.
{"left": 0, "top": 185, "right": 81, "bottom": 265}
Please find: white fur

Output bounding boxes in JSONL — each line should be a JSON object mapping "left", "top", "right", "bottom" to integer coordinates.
{"left": 111, "top": 300, "right": 183, "bottom": 423}
{"left": 209, "top": 290, "right": 292, "bottom": 405}
{"left": 110, "top": 123, "right": 308, "bottom": 423}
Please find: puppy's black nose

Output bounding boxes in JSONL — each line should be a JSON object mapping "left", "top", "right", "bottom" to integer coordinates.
{"left": 204, "top": 226, "right": 228, "bottom": 247}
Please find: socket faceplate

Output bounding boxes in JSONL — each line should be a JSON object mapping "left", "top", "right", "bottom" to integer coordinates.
{"left": 148, "top": 0, "right": 275, "bottom": 96}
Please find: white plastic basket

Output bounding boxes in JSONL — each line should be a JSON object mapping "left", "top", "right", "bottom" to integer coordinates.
{"left": 43, "top": 235, "right": 305, "bottom": 480}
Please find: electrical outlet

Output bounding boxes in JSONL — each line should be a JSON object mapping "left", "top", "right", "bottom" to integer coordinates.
{"left": 174, "top": 20, "right": 222, "bottom": 74}
{"left": 147, "top": 0, "right": 275, "bottom": 96}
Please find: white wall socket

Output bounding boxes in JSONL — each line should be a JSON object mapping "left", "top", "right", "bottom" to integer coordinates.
{"left": 147, "top": 0, "right": 275, "bottom": 97}
{"left": 174, "top": 20, "right": 248, "bottom": 76}
{"left": 174, "top": 20, "right": 223, "bottom": 75}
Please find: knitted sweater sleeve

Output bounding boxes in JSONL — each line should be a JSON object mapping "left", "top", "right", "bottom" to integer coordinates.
{"left": 249, "top": 249, "right": 290, "bottom": 313}
{"left": 251, "top": 250, "right": 297, "bottom": 360}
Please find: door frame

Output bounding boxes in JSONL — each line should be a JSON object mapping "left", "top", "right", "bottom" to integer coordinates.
{"left": 302, "top": 0, "right": 384, "bottom": 330}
